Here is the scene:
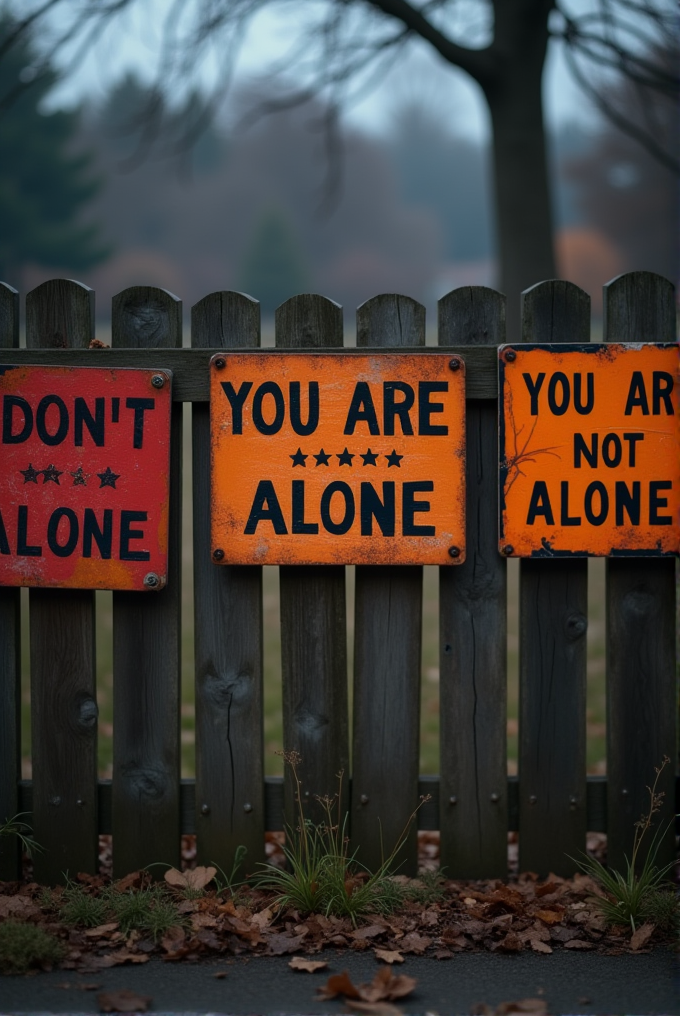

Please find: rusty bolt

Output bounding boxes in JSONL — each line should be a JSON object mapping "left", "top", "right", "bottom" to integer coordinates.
{"left": 490, "top": 792, "right": 500, "bottom": 803}
{"left": 505, "top": 349, "right": 516, "bottom": 362}
{"left": 449, "top": 357, "right": 462, "bottom": 371}
{"left": 143, "top": 572, "right": 160, "bottom": 588}
{"left": 213, "top": 356, "right": 226, "bottom": 370}
{"left": 201, "top": 803, "right": 210, "bottom": 815}
{"left": 243, "top": 802, "right": 253, "bottom": 813}
{"left": 502, "top": 545, "right": 514, "bottom": 556}
{"left": 449, "top": 795, "right": 458, "bottom": 806}
{"left": 151, "top": 374, "right": 165, "bottom": 388}
{"left": 213, "top": 548, "right": 225, "bottom": 561}
{"left": 448, "top": 546, "right": 460, "bottom": 559}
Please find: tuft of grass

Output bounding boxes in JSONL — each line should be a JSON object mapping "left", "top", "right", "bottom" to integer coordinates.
{"left": 59, "top": 880, "right": 109, "bottom": 928}
{"left": 213, "top": 845, "right": 248, "bottom": 896}
{"left": 104, "top": 884, "right": 181, "bottom": 940}
{"left": 573, "top": 756, "right": 676, "bottom": 933}
{"left": 405, "top": 868, "right": 448, "bottom": 905}
{"left": 0, "top": 813, "right": 42, "bottom": 859}
{"left": 0, "top": 921, "right": 65, "bottom": 974}
{"left": 640, "top": 887, "right": 680, "bottom": 932}
{"left": 255, "top": 752, "right": 427, "bottom": 924}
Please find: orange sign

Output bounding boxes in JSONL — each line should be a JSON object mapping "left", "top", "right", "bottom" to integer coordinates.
{"left": 499, "top": 343, "right": 680, "bottom": 557}
{"left": 210, "top": 353, "right": 466, "bottom": 565}
{"left": 0, "top": 365, "right": 172, "bottom": 590}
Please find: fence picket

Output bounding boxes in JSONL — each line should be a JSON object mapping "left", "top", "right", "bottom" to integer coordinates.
{"left": 111, "top": 286, "right": 182, "bottom": 876}
{"left": 0, "top": 282, "right": 21, "bottom": 880}
{"left": 192, "top": 292, "right": 265, "bottom": 873}
{"left": 438, "top": 286, "right": 508, "bottom": 877}
{"left": 275, "top": 295, "right": 349, "bottom": 826}
{"left": 603, "top": 271, "right": 677, "bottom": 871}
{"left": 518, "top": 280, "right": 590, "bottom": 876}
{"left": 351, "top": 294, "right": 424, "bottom": 874}
{"left": 25, "top": 280, "right": 98, "bottom": 883}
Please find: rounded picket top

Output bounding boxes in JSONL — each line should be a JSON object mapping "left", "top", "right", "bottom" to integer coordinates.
{"left": 26, "top": 279, "right": 95, "bottom": 349}
{"left": 521, "top": 279, "right": 590, "bottom": 344}
{"left": 356, "top": 294, "right": 425, "bottom": 348}
{"left": 275, "top": 293, "right": 342, "bottom": 348}
{"left": 112, "top": 286, "right": 182, "bottom": 349}
{"left": 438, "top": 287, "right": 505, "bottom": 346}
{"left": 0, "top": 281, "right": 19, "bottom": 349}
{"left": 603, "top": 271, "right": 676, "bottom": 344}
{"left": 191, "top": 291, "right": 260, "bottom": 349}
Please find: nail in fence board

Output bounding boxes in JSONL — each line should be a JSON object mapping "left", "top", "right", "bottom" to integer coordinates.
{"left": 111, "top": 287, "right": 182, "bottom": 876}
{"left": 603, "top": 271, "right": 677, "bottom": 871}
{"left": 0, "top": 283, "right": 21, "bottom": 879}
{"left": 438, "top": 287, "right": 508, "bottom": 878}
{"left": 518, "top": 281, "right": 589, "bottom": 876}
{"left": 351, "top": 294, "right": 425, "bottom": 874}
{"left": 26, "top": 280, "right": 99, "bottom": 883}
{"left": 275, "top": 295, "right": 349, "bottom": 825}
{"left": 192, "top": 292, "right": 265, "bottom": 872}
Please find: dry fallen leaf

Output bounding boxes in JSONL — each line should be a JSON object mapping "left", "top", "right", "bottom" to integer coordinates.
{"left": 495, "top": 999, "right": 548, "bottom": 1015}
{"left": 374, "top": 949, "right": 404, "bottom": 964}
{"left": 84, "top": 923, "right": 119, "bottom": 938}
{"left": 530, "top": 939, "right": 552, "bottom": 954}
{"left": 534, "top": 909, "right": 563, "bottom": 925}
{"left": 317, "top": 970, "right": 362, "bottom": 1000}
{"left": 630, "top": 922, "right": 655, "bottom": 951}
{"left": 97, "top": 988, "right": 152, "bottom": 1012}
{"left": 164, "top": 865, "right": 216, "bottom": 890}
{"left": 288, "top": 956, "right": 328, "bottom": 973}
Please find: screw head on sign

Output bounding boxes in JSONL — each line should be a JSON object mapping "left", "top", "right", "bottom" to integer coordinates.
{"left": 151, "top": 374, "right": 165, "bottom": 388}
{"left": 143, "top": 572, "right": 160, "bottom": 588}
{"left": 449, "top": 357, "right": 461, "bottom": 371}
{"left": 502, "top": 545, "right": 514, "bottom": 556}
{"left": 213, "top": 356, "right": 226, "bottom": 370}
{"left": 490, "top": 792, "right": 500, "bottom": 803}
{"left": 449, "top": 796, "right": 458, "bottom": 806}
{"left": 448, "top": 546, "right": 460, "bottom": 559}
{"left": 201, "top": 803, "right": 210, "bottom": 815}
{"left": 213, "top": 548, "right": 225, "bottom": 561}
{"left": 243, "top": 803, "right": 253, "bottom": 813}
{"left": 505, "top": 349, "right": 516, "bottom": 362}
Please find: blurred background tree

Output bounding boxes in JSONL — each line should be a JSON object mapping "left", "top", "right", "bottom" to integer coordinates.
{"left": 0, "top": 14, "right": 107, "bottom": 285}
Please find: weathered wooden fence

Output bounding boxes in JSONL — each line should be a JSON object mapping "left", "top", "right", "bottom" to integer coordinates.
{"left": 0, "top": 271, "right": 677, "bottom": 886}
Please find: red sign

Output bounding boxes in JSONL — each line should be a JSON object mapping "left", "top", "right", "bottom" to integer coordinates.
{"left": 0, "top": 365, "right": 172, "bottom": 590}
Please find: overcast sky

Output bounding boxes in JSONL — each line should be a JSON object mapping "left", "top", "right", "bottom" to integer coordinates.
{"left": 39, "top": 1, "right": 604, "bottom": 142}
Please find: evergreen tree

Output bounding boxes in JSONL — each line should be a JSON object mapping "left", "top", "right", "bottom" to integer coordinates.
{"left": 0, "top": 16, "right": 108, "bottom": 283}
{"left": 239, "top": 208, "right": 308, "bottom": 313}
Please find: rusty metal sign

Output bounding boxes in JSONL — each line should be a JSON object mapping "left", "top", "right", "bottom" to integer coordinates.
{"left": 0, "top": 365, "right": 172, "bottom": 590}
{"left": 210, "top": 353, "right": 466, "bottom": 565}
{"left": 499, "top": 343, "right": 680, "bottom": 557}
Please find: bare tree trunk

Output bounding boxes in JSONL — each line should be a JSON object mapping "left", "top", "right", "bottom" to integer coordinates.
{"left": 484, "top": 2, "right": 557, "bottom": 342}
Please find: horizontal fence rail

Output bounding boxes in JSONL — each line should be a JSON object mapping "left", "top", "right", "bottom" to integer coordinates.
{"left": 0, "top": 273, "right": 677, "bottom": 884}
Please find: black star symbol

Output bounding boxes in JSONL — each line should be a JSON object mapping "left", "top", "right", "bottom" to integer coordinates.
{"left": 42, "top": 464, "right": 63, "bottom": 484}
{"left": 290, "top": 448, "right": 308, "bottom": 467}
{"left": 337, "top": 448, "right": 354, "bottom": 466}
{"left": 385, "top": 449, "right": 403, "bottom": 468}
{"left": 360, "top": 448, "right": 379, "bottom": 466}
{"left": 97, "top": 466, "right": 120, "bottom": 488}
{"left": 70, "top": 466, "right": 87, "bottom": 486}
{"left": 314, "top": 449, "right": 331, "bottom": 466}
{"left": 20, "top": 463, "right": 40, "bottom": 484}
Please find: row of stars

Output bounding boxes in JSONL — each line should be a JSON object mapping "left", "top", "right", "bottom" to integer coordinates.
{"left": 290, "top": 448, "right": 403, "bottom": 468}
{"left": 19, "top": 464, "right": 121, "bottom": 488}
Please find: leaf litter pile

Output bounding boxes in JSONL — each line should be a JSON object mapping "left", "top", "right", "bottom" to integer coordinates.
{"left": 0, "top": 832, "right": 672, "bottom": 991}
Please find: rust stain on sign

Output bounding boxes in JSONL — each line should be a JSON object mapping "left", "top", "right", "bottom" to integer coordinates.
{"left": 0, "top": 365, "right": 172, "bottom": 589}
{"left": 499, "top": 343, "right": 680, "bottom": 557}
{"left": 210, "top": 353, "right": 466, "bottom": 565}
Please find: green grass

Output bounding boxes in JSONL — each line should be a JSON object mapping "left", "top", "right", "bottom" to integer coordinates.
{"left": 19, "top": 413, "right": 608, "bottom": 784}
{"left": 0, "top": 921, "right": 65, "bottom": 974}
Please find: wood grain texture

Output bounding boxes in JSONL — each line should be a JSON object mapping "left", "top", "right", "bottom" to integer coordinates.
{"left": 0, "top": 345, "right": 500, "bottom": 401}
{"left": 518, "top": 281, "right": 590, "bottom": 876}
{"left": 603, "top": 271, "right": 677, "bottom": 871}
{"left": 0, "top": 283, "right": 21, "bottom": 879}
{"left": 192, "top": 292, "right": 265, "bottom": 873}
{"left": 351, "top": 295, "right": 425, "bottom": 874}
{"left": 438, "top": 287, "right": 508, "bottom": 878}
{"left": 26, "top": 279, "right": 98, "bottom": 883}
{"left": 276, "top": 295, "right": 349, "bottom": 825}
{"left": 111, "top": 286, "right": 182, "bottom": 876}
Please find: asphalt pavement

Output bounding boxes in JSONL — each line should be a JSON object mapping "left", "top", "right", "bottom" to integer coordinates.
{"left": 0, "top": 950, "right": 677, "bottom": 1015}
